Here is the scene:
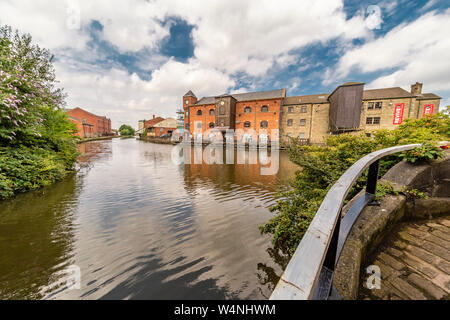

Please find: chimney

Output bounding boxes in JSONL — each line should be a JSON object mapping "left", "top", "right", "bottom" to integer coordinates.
{"left": 411, "top": 82, "right": 423, "bottom": 95}
{"left": 153, "top": 115, "right": 155, "bottom": 119}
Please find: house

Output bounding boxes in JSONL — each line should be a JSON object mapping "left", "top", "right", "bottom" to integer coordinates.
{"left": 65, "top": 107, "right": 112, "bottom": 138}
{"left": 152, "top": 118, "right": 177, "bottom": 137}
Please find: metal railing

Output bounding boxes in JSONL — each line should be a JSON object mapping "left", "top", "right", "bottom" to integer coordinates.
{"left": 270, "top": 144, "right": 421, "bottom": 300}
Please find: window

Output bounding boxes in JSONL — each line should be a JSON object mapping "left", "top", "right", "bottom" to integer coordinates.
{"left": 261, "top": 105, "right": 268, "bottom": 112}
{"left": 366, "top": 117, "right": 373, "bottom": 124}
{"left": 219, "top": 106, "right": 225, "bottom": 115}
{"left": 196, "top": 110, "right": 202, "bottom": 116}
{"left": 209, "top": 109, "right": 215, "bottom": 115}
{"left": 287, "top": 119, "right": 293, "bottom": 126}
{"left": 196, "top": 122, "right": 202, "bottom": 129}
{"left": 300, "top": 106, "right": 307, "bottom": 113}
{"left": 288, "top": 107, "right": 294, "bottom": 113}
{"left": 300, "top": 119, "right": 306, "bottom": 126}
{"left": 373, "top": 117, "right": 381, "bottom": 124}
{"left": 185, "top": 111, "right": 189, "bottom": 117}
{"left": 209, "top": 122, "right": 214, "bottom": 128}
{"left": 298, "top": 133, "right": 305, "bottom": 139}
{"left": 244, "top": 121, "right": 251, "bottom": 128}
{"left": 160, "top": 128, "right": 164, "bottom": 132}
{"left": 260, "top": 121, "right": 268, "bottom": 128}
{"left": 244, "top": 106, "right": 252, "bottom": 113}
{"left": 375, "top": 102, "right": 382, "bottom": 109}
{"left": 368, "top": 102, "right": 374, "bottom": 110}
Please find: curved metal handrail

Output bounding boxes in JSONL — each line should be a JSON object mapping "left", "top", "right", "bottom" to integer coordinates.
{"left": 270, "top": 143, "right": 421, "bottom": 300}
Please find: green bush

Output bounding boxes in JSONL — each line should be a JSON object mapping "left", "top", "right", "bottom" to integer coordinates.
{"left": 119, "top": 124, "right": 135, "bottom": 136}
{"left": 260, "top": 109, "right": 449, "bottom": 256}
{"left": 0, "top": 146, "right": 72, "bottom": 199}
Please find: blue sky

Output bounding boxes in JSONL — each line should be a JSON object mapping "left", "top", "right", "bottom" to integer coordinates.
{"left": 0, "top": 0, "right": 449, "bottom": 128}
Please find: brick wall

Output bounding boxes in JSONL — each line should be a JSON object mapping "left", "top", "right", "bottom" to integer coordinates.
{"left": 154, "top": 126, "right": 177, "bottom": 137}
{"left": 66, "top": 107, "right": 112, "bottom": 138}
{"left": 187, "top": 99, "right": 281, "bottom": 140}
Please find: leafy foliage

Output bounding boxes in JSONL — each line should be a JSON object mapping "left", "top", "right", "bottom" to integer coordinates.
{"left": 119, "top": 124, "right": 135, "bottom": 136}
{"left": 0, "top": 26, "right": 78, "bottom": 199}
{"left": 376, "top": 181, "right": 428, "bottom": 201}
{"left": 260, "top": 109, "right": 449, "bottom": 256}
{"left": 0, "top": 146, "right": 71, "bottom": 199}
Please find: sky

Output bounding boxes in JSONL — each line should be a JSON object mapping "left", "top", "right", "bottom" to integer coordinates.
{"left": 0, "top": 0, "right": 449, "bottom": 129}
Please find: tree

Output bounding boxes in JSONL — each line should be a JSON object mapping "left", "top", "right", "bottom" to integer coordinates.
{"left": 260, "top": 110, "right": 449, "bottom": 256}
{"left": 119, "top": 124, "right": 135, "bottom": 136}
{"left": 0, "top": 25, "right": 78, "bottom": 199}
{"left": 0, "top": 25, "right": 69, "bottom": 147}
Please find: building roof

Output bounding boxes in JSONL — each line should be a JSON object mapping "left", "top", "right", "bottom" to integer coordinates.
{"left": 184, "top": 90, "right": 197, "bottom": 98}
{"left": 283, "top": 93, "right": 330, "bottom": 105}
{"left": 328, "top": 81, "right": 365, "bottom": 99}
{"left": 153, "top": 118, "right": 177, "bottom": 128}
{"left": 144, "top": 117, "right": 164, "bottom": 128}
{"left": 341, "top": 82, "right": 365, "bottom": 86}
{"left": 194, "top": 88, "right": 286, "bottom": 105}
{"left": 65, "top": 107, "right": 111, "bottom": 120}
{"left": 362, "top": 87, "right": 413, "bottom": 100}
{"left": 416, "top": 93, "right": 441, "bottom": 100}
{"left": 283, "top": 86, "right": 441, "bottom": 105}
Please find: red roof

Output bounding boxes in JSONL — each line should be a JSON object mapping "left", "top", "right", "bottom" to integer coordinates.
{"left": 144, "top": 117, "right": 164, "bottom": 128}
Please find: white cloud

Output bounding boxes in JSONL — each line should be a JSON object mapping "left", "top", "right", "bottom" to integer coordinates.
{"left": 55, "top": 59, "right": 234, "bottom": 129}
{"left": 167, "top": 0, "right": 372, "bottom": 76}
{"left": 80, "top": 1, "right": 170, "bottom": 53}
{"left": 0, "top": 0, "right": 395, "bottom": 129}
{"left": 0, "top": 0, "right": 89, "bottom": 50}
{"left": 325, "top": 9, "right": 450, "bottom": 94}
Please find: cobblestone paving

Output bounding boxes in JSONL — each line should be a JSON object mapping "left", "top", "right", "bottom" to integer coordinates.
{"left": 359, "top": 216, "right": 450, "bottom": 300}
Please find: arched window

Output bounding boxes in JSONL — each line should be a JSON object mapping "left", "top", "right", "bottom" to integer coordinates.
{"left": 261, "top": 105, "right": 268, "bottom": 112}
{"left": 209, "top": 122, "right": 214, "bottom": 128}
{"left": 244, "top": 106, "right": 252, "bottom": 113}
{"left": 219, "top": 106, "right": 225, "bottom": 115}
{"left": 260, "top": 121, "right": 268, "bottom": 128}
{"left": 244, "top": 121, "right": 251, "bottom": 128}
{"left": 196, "top": 110, "right": 202, "bottom": 116}
{"left": 209, "top": 109, "right": 215, "bottom": 115}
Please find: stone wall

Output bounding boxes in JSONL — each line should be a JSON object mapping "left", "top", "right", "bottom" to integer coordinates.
{"left": 333, "top": 152, "right": 450, "bottom": 299}
{"left": 280, "top": 97, "right": 439, "bottom": 143}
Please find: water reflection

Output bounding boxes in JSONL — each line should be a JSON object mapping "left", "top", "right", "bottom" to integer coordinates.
{"left": 0, "top": 139, "right": 298, "bottom": 299}
{"left": 0, "top": 175, "right": 79, "bottom": 299}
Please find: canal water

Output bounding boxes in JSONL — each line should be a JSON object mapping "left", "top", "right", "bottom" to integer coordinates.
{"left": 0, "top": 138, "right": 298, "bottom": 300}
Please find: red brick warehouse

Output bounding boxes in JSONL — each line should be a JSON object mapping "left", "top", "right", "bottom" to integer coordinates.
{"left": 65, "top": 107, "right": 112, "bottom": 138}
{"left": 182, "top": 89, "right": 285, "bottom": 141}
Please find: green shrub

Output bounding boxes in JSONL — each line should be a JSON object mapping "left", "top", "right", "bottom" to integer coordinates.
{"left": 119, "top": 124, "right": 135, "bottom": 136}
{"left": 261, "top": 109, "right": 449, "bottom": 256}
{"left": 0, "top": 26, "right": 79, "bottom": 200}
{"left": 0, "top": 146, "right": 72, "bottom": 199}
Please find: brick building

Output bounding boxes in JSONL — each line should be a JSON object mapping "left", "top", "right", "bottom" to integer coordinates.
{"left": 183, "top": 82, "right": 440, "bottom": 144}
{"left": 182, "top": 89, "right": 286, "bottom": 142}
{"left": 151, "top": 118, "right": 177, "bottom": 137}
{"left": 65, "top": 107, "right": 112, "bottom": 138}
{"left": 143, "top": 115, "right": 164, "bottom": 129}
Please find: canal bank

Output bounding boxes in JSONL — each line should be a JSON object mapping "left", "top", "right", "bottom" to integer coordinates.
{"left": 0, "top": 138, "right": 298, "bottom": 299}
